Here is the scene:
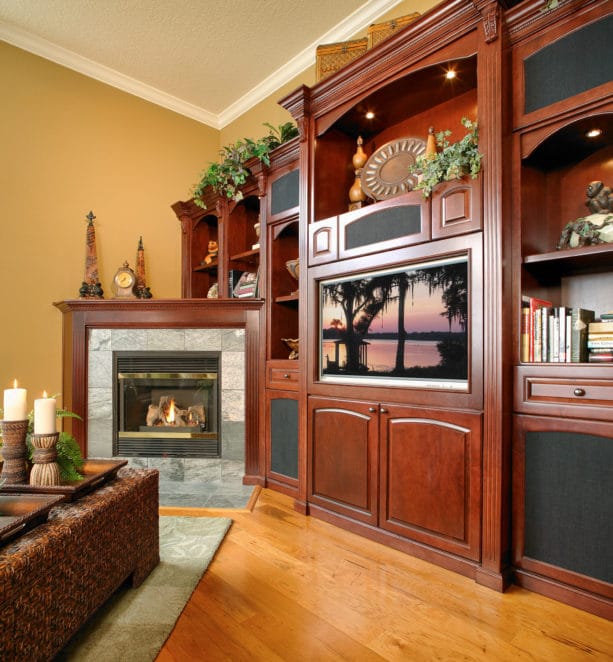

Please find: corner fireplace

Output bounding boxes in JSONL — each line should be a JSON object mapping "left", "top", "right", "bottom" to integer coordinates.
{"left": 113, "top": 351, "right": 221, "bottom": 458}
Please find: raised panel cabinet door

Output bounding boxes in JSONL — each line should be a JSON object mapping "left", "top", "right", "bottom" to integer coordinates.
{"left": 431, "top": 176, "right": 482, "bottom": 239}
{"left": 379, "top": 406, "right": 482, "bottom": 560}
{"left": 308, "top": 397, "right": 378, "bottom": 524}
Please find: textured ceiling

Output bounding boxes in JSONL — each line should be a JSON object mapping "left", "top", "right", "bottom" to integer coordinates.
{"left": 0, "top": 0, "right": 406, "bottom": 128}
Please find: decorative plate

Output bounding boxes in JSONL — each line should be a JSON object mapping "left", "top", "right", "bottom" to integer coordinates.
{"left": 361, "top": 137, "right": 426, "bottom": 200}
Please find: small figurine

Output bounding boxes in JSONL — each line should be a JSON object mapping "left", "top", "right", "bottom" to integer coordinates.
{"left": 585, "top": 180, "right": 613, "bottom": 214}
{"left": 203, "top": 240, "right": 218, "bottom": 265}
{"left": 557, "top": 181, "right": 613, "bottom": 249}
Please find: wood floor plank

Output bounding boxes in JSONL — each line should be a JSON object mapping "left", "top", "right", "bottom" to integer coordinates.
{"left": 158, "top": 489, "right": 613, "bottom": 661}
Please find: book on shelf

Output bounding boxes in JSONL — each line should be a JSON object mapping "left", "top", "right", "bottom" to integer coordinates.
{"left": 228, "top": 270, "right": 243, "bottom": 297}
{"left": 521, "top": 299, "right": 597, "bottom": 363}
{"left": 570, "top": 308, "right": 595, "bottom": 363}
{"left": 587, "top": 339, "right": 613, "bottom": 348}
{"left": 588, "top": 321, "right": 613, "bottom": 333}
{"left": 232, "top": 270, "right": 259, "bottom": 298}
{"left": 588, "top": 353, "right": 613, "bottom": 363}
{"left": 588, "top": 332, "right": 613, "bottom": 340}
{"left": 521, "top": 296, "right": 552, "bottom": 362}
{"left": 589, "top": 346, "right": 613, "bottom": 354}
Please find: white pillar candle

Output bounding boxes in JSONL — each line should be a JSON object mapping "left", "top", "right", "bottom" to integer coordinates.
{"left": 3, "top": 380, "right": 27, "bottom": 421}
{"left": 34, "top": 391, "right": 56, "bottom": 435}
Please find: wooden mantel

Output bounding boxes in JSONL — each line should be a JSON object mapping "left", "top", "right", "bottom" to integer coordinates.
{"left": 54, "top": 298, "right": 265, "bottom": 484}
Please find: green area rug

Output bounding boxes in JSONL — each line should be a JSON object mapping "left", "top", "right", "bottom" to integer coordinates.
{"left": 56, "top": 516, "right": 232, "bottom": 661}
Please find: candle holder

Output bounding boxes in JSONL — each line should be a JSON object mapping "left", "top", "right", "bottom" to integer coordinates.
{"left": 0, "top": 419, "right": 29, "bottom": 484}
{"left": 29, "top": 432, "right": 61, "bottom": 486}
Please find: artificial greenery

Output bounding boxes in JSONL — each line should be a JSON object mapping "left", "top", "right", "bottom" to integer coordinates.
{"left": 0, "top": 405, "right": 84, "bottom": 482}
{"left": 409, "top": 117, "right": 482, "bottom": 198}
{"left": 192, "top": 121, "right": 299, "bottom": 208}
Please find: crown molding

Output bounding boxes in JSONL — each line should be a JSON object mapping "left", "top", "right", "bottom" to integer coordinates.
{"left": 1, "top": 0, "right": 404, "bottom": 131}
{"left": 0, "top": 21, "right": 221, "bottom": 128}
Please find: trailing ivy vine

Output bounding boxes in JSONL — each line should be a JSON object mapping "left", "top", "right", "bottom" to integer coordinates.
{"left": 192, "top": 122, "right": 299, "bottom": 208}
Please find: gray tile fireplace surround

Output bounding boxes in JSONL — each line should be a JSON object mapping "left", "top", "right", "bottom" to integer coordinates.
{"left": 87, "top": 327, "right": 254, "bottom": 508}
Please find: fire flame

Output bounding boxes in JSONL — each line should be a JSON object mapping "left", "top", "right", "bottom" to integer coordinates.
{"left": 165, "top": 398, "right": 176, "bottom": 424}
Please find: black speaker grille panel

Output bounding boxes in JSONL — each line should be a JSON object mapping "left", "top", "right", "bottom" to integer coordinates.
{"left": 345, "top": 205, "right": 422, "bottom": 250}
{"left": 270, "top": 398, "right": 299, "bottom": 479}
{"left": 524, "top": 14, "right": 613, "bottom": 115}
{"left": 524, "top": 430, "right": 612, "bottom": 583}
{"left": 271, "top": 169, "right": 299, "bottom": 216}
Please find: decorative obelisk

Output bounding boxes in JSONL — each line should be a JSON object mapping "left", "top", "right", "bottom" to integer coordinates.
{"left": 78, "top": 211, "right": 104, "bottom": 298}
{"left": 134, "top": 236, "right": 152, "bottom": 299}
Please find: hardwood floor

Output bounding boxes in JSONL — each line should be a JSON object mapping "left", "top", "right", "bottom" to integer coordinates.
{"left": 157, "top": 489, "right": 612, "bottom": 661}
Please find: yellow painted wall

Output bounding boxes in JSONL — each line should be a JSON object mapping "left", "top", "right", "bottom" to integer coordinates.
{"left": 0, "top": 41, "right": 219, "bottom": 408}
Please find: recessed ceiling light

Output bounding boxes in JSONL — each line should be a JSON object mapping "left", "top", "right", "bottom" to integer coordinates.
{"left": 585, "top": 128, "right": 602, "bottom": 139}
{"left": 445, "top": 69, "right": 456, "bottom": 80}
{"left": 365, "top": 111, "right": 375, "bottom": 120}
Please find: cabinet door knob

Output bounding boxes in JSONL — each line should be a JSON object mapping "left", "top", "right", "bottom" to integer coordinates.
{"left": 573, "top": 387, "right": 586, "bottom": 397}
{"left": 368, "top": 407, "right": 377, "bottom": 413}
{"left": 380, "top": 408, "right": 388, "bottom": 414}
{"left": 283, "top": 373, "right": 290, "bottom": 379}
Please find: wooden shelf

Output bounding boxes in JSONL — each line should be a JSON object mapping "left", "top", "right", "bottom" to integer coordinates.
{"left": 275, "top": 293, "right": 299, "bottom": 304}
{"left": 230, "top": 248, "right": 259, "bottom": 263}
{"left": 193, "top": 260, "right": 218, "bottom": 273}
{"left": 523, "top": 244, "right": 613, "bottom": 279}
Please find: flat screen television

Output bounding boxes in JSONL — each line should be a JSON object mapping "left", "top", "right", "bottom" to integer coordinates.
{"left": 319, "top": 254, "right": 469, "bottom": 390}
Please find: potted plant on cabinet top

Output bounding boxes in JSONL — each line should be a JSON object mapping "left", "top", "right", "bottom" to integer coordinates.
{"left": 192, "top": 122, "right": 299, "bottom": 208}
{"left": 410, "top": 117, "right": 482, "bottom": 198}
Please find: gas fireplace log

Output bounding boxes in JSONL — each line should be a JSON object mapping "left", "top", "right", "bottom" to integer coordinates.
{"left": 146, "top": 405, "right": 160, "bottom": 427}
{"left": 145, "top": 397, "right": 204, "bottom": 427}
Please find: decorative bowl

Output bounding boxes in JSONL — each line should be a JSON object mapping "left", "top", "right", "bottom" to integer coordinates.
{"left": 281, "top": 338, "right": 299, "bottom": 359}
{"left": 286, "top": 258, "right": 300, "bottom": 282}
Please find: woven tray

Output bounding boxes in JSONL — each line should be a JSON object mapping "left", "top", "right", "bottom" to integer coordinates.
{"left": 316, "top": 37, "right": 368, "bottom": 81}
{"left": 0, "top": 493, "right": 65, "bottom": 546}
{"left": 0, "top": 459, "right": 128, "bottom": 501}
{"left": 367, "top": 12, "right": 420, "bottom": 49}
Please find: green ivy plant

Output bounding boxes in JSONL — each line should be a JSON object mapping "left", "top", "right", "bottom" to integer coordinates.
{"left": 409, "top": 117, "right": 482, "bottom": 198}
{"left": 193, "top": 121, "right": 299, "bottom": 208}
{"left": 0, "top": 405, "right": 84, "bottom": 482}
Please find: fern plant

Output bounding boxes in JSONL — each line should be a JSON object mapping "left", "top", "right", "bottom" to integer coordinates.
{"left": 192, "top": 122, "right": 299, "bottom": 208}
{"left": 410, "top": 117, "right": 482, "bottom": 197}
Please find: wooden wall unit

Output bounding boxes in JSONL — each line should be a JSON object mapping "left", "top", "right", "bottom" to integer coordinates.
{"left": 507, "top": 0, "right": 613, "bottom": 618}
{"left": 170, "top": 0, "right": 611, "bottom": 617}
{"left": 279, "top": 0, "right": 506, "bottom": 589}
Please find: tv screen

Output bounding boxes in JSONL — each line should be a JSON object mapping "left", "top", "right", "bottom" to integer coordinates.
{"left": 319, "top": 255, "right": 469, "bottom": 390}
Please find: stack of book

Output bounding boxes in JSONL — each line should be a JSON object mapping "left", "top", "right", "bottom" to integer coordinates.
{"left": 587, "top": 313, "right": 613, "bottom": 363}
{"left": 521, "top": 297, "right": 595, "bottom": 363}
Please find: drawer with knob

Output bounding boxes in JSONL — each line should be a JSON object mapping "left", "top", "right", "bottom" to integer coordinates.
{"left": 515, "top": 366, "right": 613, "bottom": 421}
{"left": 267, "top": 363, "right": 299, "bottom": 391}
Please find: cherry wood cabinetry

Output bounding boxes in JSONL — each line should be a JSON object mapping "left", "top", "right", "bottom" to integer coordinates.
{"left": 507, "top": 0, "right": 613, "bottom": 617}
{"left": 308, "top": 396, "right": 482, "bottom": 570}
{"left": 171, "top": 0, "right": 611, "bottom": 615}
{"left": 379, "top": 405, "right": 482, "bottom": 561}
{"left": 172, "top": 160, "right": 264, "bottom": 299}
{"left": 307, "top": 397, "right": 379, "bottom": 525}
{"left": 261, "top": 138, "right": 302, "bottom": 497}
{"left": 279, "top": 0, "right": 501, "bottom": 587}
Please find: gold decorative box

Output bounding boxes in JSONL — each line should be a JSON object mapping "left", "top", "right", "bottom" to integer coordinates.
{"left": 316, "top": 38, "right": 368, "bottom": 81}
{"left": 367, "top": 12, "right": 420, "bottom": 49}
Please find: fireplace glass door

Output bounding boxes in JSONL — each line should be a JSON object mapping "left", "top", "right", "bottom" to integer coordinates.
{"left": 113, "top": 351, "right": 220, "bottom": 458}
